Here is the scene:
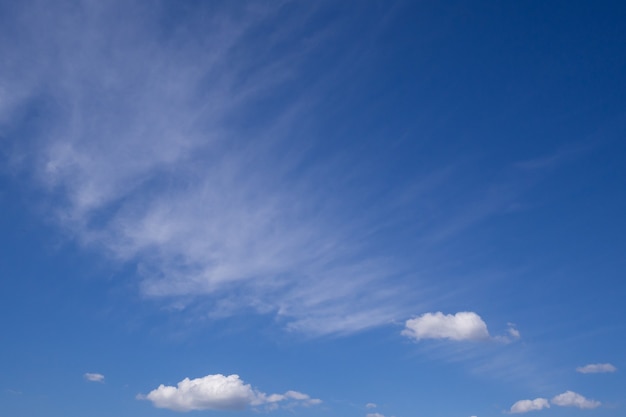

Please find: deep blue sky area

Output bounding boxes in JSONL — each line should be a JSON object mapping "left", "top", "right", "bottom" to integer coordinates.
{"left": 1, "top": 1, "right": 625, "bottom": 416}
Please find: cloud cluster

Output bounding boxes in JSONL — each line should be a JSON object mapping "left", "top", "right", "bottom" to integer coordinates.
{"left": 509, "top": 391, "right": 600, "bottom": 413}
{"left": 576, "top": 363, "right": 617, "bottom": 374}
{"left": 138, "top": 374, "right": 320, "bottom": 412}
{"left": 402, "top": 312, "right": 490, "bottom": 341}
{"left": 84, "top": 373, "right": 105, "bottom": 383}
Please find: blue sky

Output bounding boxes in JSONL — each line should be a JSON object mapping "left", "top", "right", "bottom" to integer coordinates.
{"left": 1, "top": 1, "right": 625, "bottom": 416}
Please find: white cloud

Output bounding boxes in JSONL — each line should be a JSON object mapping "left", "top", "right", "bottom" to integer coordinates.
{"left": 551, "top": 391, "right": 600, "bottom": 409}
{"left": 366, "top": 402, "right": 377, "bottom": 408}
{"left": 493, "top": 322, "right": 522, "bottom": 344}
{"left": 402, "top": 312, "right": 490, "bottom": 341}
{"left": 507, "top": 323, "right": 521, "bottom": 339}
{"left": 509, "top": 398, "right": 550, "bottom": 413}
{"left": 138, "top": 374, "right": 320, "bottom": 412}
{"left": 366, "top": 413, "right": 385, "bottom": 417}
{"left": 84, "top": 373, "right": 105, "bottom": 383}
{"left": 576, "top": 363, "right": 617, "bottom": 374}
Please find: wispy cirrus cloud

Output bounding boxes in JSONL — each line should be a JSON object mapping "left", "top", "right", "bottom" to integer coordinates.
{"left": 138, "top": 374, "right": 320, "bottom": 412}
{"left": 5, "top": 389, "right": 23, "bottom": 395}
{"left": 1, "top": 0, "right": 420, "bottom": 336}
{"left": 1, "top": 0, "right": 533, "bottom": 338}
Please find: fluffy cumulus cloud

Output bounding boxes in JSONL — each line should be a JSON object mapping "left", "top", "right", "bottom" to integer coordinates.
{"left": 402, "top": 312, "right": 490, "bottom": 341}
{"left": 84, "top": 372, "right": 105, "bottom": 383}
{"left": 551, "top": 391, "right": 600, "bottom": 409}
{"left": 138, "top": 374, "right": 320, "bottom": 412}
{"left": 576, "top": 363, "right": 617, "bottom": 374}
{"left": 509, "top": 398, "right": 550, "bottom": 413}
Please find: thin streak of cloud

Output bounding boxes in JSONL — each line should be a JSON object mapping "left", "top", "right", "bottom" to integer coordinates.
{"left": 514, "top": 145, "right": 588, "bottom": 171}
{"left": 576, "top": 363, "right": 617, "bottom": 374}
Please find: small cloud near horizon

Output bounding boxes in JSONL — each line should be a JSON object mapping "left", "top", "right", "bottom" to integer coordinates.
{"left": 509, "top": 391, "right": 602, "bottom": 413}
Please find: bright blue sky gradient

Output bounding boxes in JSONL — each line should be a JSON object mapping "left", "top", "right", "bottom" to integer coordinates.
{"left": 1, "top": 1, "right": 625, "bottom": 416}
